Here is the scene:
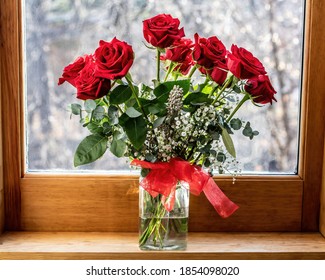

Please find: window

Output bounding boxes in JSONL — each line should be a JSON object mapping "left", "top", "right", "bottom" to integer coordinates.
{"left": 1, "top": 0, "right": 324, "bottom": 233}
{"left": 25, "top": 0, "right": 303, "bottom": 173}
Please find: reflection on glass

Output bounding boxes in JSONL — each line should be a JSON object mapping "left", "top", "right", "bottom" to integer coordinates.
{"left": 24, "top": 0, "right": 303, "bottom": 173}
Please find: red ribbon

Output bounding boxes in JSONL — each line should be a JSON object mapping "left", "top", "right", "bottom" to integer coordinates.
{"left": 131, "top": 158, "right": 239, "bottom": 218}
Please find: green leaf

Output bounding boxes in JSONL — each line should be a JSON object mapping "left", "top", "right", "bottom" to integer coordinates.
{"left": 124, "top": 116, "right": 147, "bottom": 150}
{"left": 233, "top": 85, "right": 242, "bottom": 93}
{"left": 84, "top": 100, "right": 97, "bottom": 113}
{"left": 69, "top": 103, "right": 82, "bottom": 115}
{"left": 74, "top": 134, "right": 108, "bottom": 167}
{"left": 86, "top": 123, "right": 104, "bottom": 135}
{"left": 221, "top": 128, "right": 236, "bottom": 158}
{"left": 153, "top": 116, "right": 166, "bottom": 128}
{"left": 217, "top": 152, "right": 226, "bottom": 162}
{"left": 153, "top": 79, "right": 190, "bottom": 100}
{"left": 107, "top": 105, "right": 119, "bottom": 125}
{"left": 243, "top": 122, "right": 253, "bottom": 137}
{"left": 110, "top": 138, "right": 127, "bottom": 158}
{"left": 184, "top": 92, "right": 212, "bottom": 105}
{"left": 110, "top": 85, "right": 132, "bottom": 105}
{"left": 148, "top": 103, "right": 164, "bottom": 114}
{"left": 118, "top": 113, "right": 129, "bottom": 127}
{"left": 125, "top": 107, "right": 142, "bottom": 118}
{"left": 93, "top": 106, "right": 105, "bottom": 120}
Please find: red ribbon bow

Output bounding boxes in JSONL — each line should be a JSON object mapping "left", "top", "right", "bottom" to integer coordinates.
{"left": 131, "top": 158, "right": 239, "bottom": 218}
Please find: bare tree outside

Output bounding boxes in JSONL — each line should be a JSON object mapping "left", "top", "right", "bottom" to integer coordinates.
{"left": 24, "top": 0, "right": 304, "bottom": 173}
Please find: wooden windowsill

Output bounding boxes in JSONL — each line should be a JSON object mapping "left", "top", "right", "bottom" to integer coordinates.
{"left": 0, "top": 232, "right": 325, "bottom": 260}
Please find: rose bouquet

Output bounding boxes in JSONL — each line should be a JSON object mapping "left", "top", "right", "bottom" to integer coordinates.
{"left": 58, "top": 14, "right": 276, "bottom": 250}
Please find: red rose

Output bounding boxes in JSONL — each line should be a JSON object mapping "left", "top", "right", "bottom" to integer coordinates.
{"left": 58, "top": 55, "right": 92, "bottom": 86}
{"left": 75, "top": 59, "right": 111, "bottom": 100}
{"left": 193, "top": 33, "right": 227, "bottom": 70}
{"left": 244, "top": 75, "right": 277, "bottom": 104}
{"left": 94, "top": 37, "right": 134, "bottom": 80}
{"left": 174, "top": 55, "right": 194, "bottom": 75}
{"left": 162, "top": 38, "right": 194, "bottom": 62}
{"left": 143, "top": 14, "right": 185, "bottom": 48}
{"left": 227, "top": 45, "right": 266, "bottom": 79}
{"left": 208, "top": 65, "right": 228, "bottom": 85}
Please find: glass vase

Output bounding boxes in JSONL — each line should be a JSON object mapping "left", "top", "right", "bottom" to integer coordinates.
{"left": 139, "top": 180, "right": 189, "bottom": 250}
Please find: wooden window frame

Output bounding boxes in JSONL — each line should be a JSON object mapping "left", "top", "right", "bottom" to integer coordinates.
{"left": 0, "top": 0, "right": 324, "bottom": 234}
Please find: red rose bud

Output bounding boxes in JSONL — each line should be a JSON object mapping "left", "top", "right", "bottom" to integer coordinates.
{"left": 245, "top": 75, "right": 277, "bottom": 105}
{"left": 227, "top": 44, "right": 267, "bottom": 79}
{"left": 75, "top": 59, "right": 111, "bottom": 100}
{"left": 143, "top": 14, "right": 185, "bottom": 48}
{"left": 193, "top": 33, "right": 227, "bottom": 70}
{"left": 94, "top": 37, "right": 134, "bottom": 80}
{"left": 58, "top": 54, "right": 92, "bottom": 86}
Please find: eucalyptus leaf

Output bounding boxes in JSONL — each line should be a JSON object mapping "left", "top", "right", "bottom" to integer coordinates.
{"left": 217, "top": 152, "right": 226, "bottom": 162}
{"left": 230, "top": 118, "right": 242, "bottom": 130}
{"left": 221, "top": 128, "right": 236, "bottom": 158}
{"left": 74, "top": 134, "right": 108, "bottom": 167}
{"left": 107, "top": 105, "right": 119, "bottom": 125}
{"left": 84, "top": 100, "right": 96, "bottom": 113}
{"left": 93, "top": 106, "right": 105, "bottom": 120}
{"left": 69, "top": 103, "right": 82, "bottom": 115}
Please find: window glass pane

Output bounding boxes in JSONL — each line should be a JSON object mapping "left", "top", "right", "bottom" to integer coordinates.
{"left": 24, "top": 0, "right": 304, "bottom": 173}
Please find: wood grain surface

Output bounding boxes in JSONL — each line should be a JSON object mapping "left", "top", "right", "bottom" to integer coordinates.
{"left": 300, "top": 0, "right": 325, "bottom": 231}
{"left": 0, "top": 65, "right": 4, "bottom": 234}
{"left": 320, "top": 139, "right": 325, "bottom": 236}
{"left": 1, "top": 232, "right": 325, "bottom": 260}
{"left": 20, "top": 176, "right": 303, "bottom": 232}
{"left": 0, "top": 0, "right": 22, "bottom": 230}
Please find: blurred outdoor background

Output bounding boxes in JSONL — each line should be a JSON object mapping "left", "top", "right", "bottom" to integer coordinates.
{"left": 24, "top": 0, "right": 304, "bottom": 173}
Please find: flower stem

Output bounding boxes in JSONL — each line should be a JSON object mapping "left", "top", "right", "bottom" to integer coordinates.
{"left": 164, "top": 61, "right": 175, "bottom": 82}
{"left": 211, "top": 75, "right": 233, "bottom": 105}
{"left": 188, "top": 64, "right": 198, "bottom": 79}
{"left": 125, "top": 74, "right": 146, "bottom": 117}
{"left": 226, "top": 93, "right": 250, "bottom": 122}
{"left": 156, "top": 49, "right": 161, "bottom": 83}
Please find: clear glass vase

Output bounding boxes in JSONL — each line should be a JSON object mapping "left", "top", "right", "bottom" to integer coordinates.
{"left": 139, "top": 180, "right": 189, "bottom": 250}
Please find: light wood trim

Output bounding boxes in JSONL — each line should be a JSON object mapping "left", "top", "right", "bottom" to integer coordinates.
{"left": 1, "top": 232, "right": 325, "bottom": 260}
{"left": 0, "top": 0, "right": 324, "bottom": 232}
{"left": 20, "top": 176, "right": 303, "bottom": 232}
{"left": 320, "top": 137, "right": 325, "bottom": 236}
{"left": 300, "top": 0, "right": 325, "bottom": 230}
{"left": 0, "top": 0, "right": 22, "bottom": 230}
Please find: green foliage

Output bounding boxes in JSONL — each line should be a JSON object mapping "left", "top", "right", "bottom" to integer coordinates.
{"left": 109, "top": 85, "right": 133, "bottom": 105}
{"left": 230, "top": 118, "right": 242, "bottom": 130}
{"left": 221, "top": 127, "right": 236, "bottom": 158}
{"left": 242, "top": 122, "right": 259, "bottom": 140}
{"left": 153, "top": 79, "right": 190, "bottom": 102}
{"left": 121, "top": 115, "right": 147, "bottom": 150}
{"left": 184, "top": 92, "right": 213, "bottom": 105}
{"left": 110, "top": 137, "right": 127, "bottom": 158}
{"left": 69, "top": 103, "right": 82, "bottom": 115}
{"left": 74, "top": 134, "right": 108, "bottom": 167}
{"left": 125, "top": 107, "right": 142, "bottom": 118}
{"left": 84, "top": 99, "right": 96, "bottom": 113}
